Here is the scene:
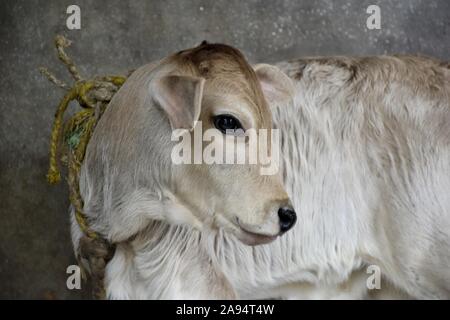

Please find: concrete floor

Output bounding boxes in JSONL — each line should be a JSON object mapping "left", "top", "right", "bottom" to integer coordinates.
{"left": 0, "top": 0, "right": 449, "bottom": 299}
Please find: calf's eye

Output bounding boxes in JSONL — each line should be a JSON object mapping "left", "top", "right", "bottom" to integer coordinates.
{"left": 213, "top": 114, "right": 244, "bottom": 134}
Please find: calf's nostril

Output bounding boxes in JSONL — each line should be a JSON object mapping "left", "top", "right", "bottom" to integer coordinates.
{"left": 278, "top": 207, "right": 297, "bottom": 232}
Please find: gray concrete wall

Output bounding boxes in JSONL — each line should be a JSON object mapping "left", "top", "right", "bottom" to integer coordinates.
{"left": 0, "top": 0, "right": 448, "bottom": 299}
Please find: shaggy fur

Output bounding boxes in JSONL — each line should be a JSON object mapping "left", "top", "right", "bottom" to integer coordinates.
{"left": 72, "top": 49, "right": 450, "bottom": 299}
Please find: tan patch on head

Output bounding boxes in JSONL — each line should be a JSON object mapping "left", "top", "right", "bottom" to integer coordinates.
{"left": 171, "top": 42, "right": 271, "bottom": 129}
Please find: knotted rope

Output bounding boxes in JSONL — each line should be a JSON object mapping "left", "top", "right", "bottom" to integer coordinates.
{"left": 41, "top": 35, "right": 126, "bottom": 299}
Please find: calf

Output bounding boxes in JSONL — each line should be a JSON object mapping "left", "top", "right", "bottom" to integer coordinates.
{"left": 72, "top": 43, "right": 450, "bottom": 299}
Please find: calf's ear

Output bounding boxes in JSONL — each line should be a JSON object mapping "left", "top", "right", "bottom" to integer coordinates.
{"left": 253, "top": 64, "right": 295, "bottom": 106}
{"left": 151, "top": 75, "right": 205, "bottom": 130}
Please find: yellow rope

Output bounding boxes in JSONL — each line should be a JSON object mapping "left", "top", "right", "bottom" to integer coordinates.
{"left": 42, "top": 35, "right": 127, "bottom": 299}
{"left": 46, "top": 78, "right": 126, "bottom": 239}
{"left": 47, "top": 87, "right": 77, "bottom": 184}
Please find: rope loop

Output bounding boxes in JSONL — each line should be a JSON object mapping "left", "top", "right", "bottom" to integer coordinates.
{"left": 41, "top": 35, "right": 127, "bottom": 299}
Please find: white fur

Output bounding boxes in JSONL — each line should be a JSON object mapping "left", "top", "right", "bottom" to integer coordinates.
{"left": 72, "top": 55, "right": 450, "bottom": 299}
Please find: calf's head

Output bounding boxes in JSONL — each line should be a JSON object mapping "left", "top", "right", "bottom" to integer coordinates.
{"left": 82, "top": 42, "right": 296, "bottom": 245}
